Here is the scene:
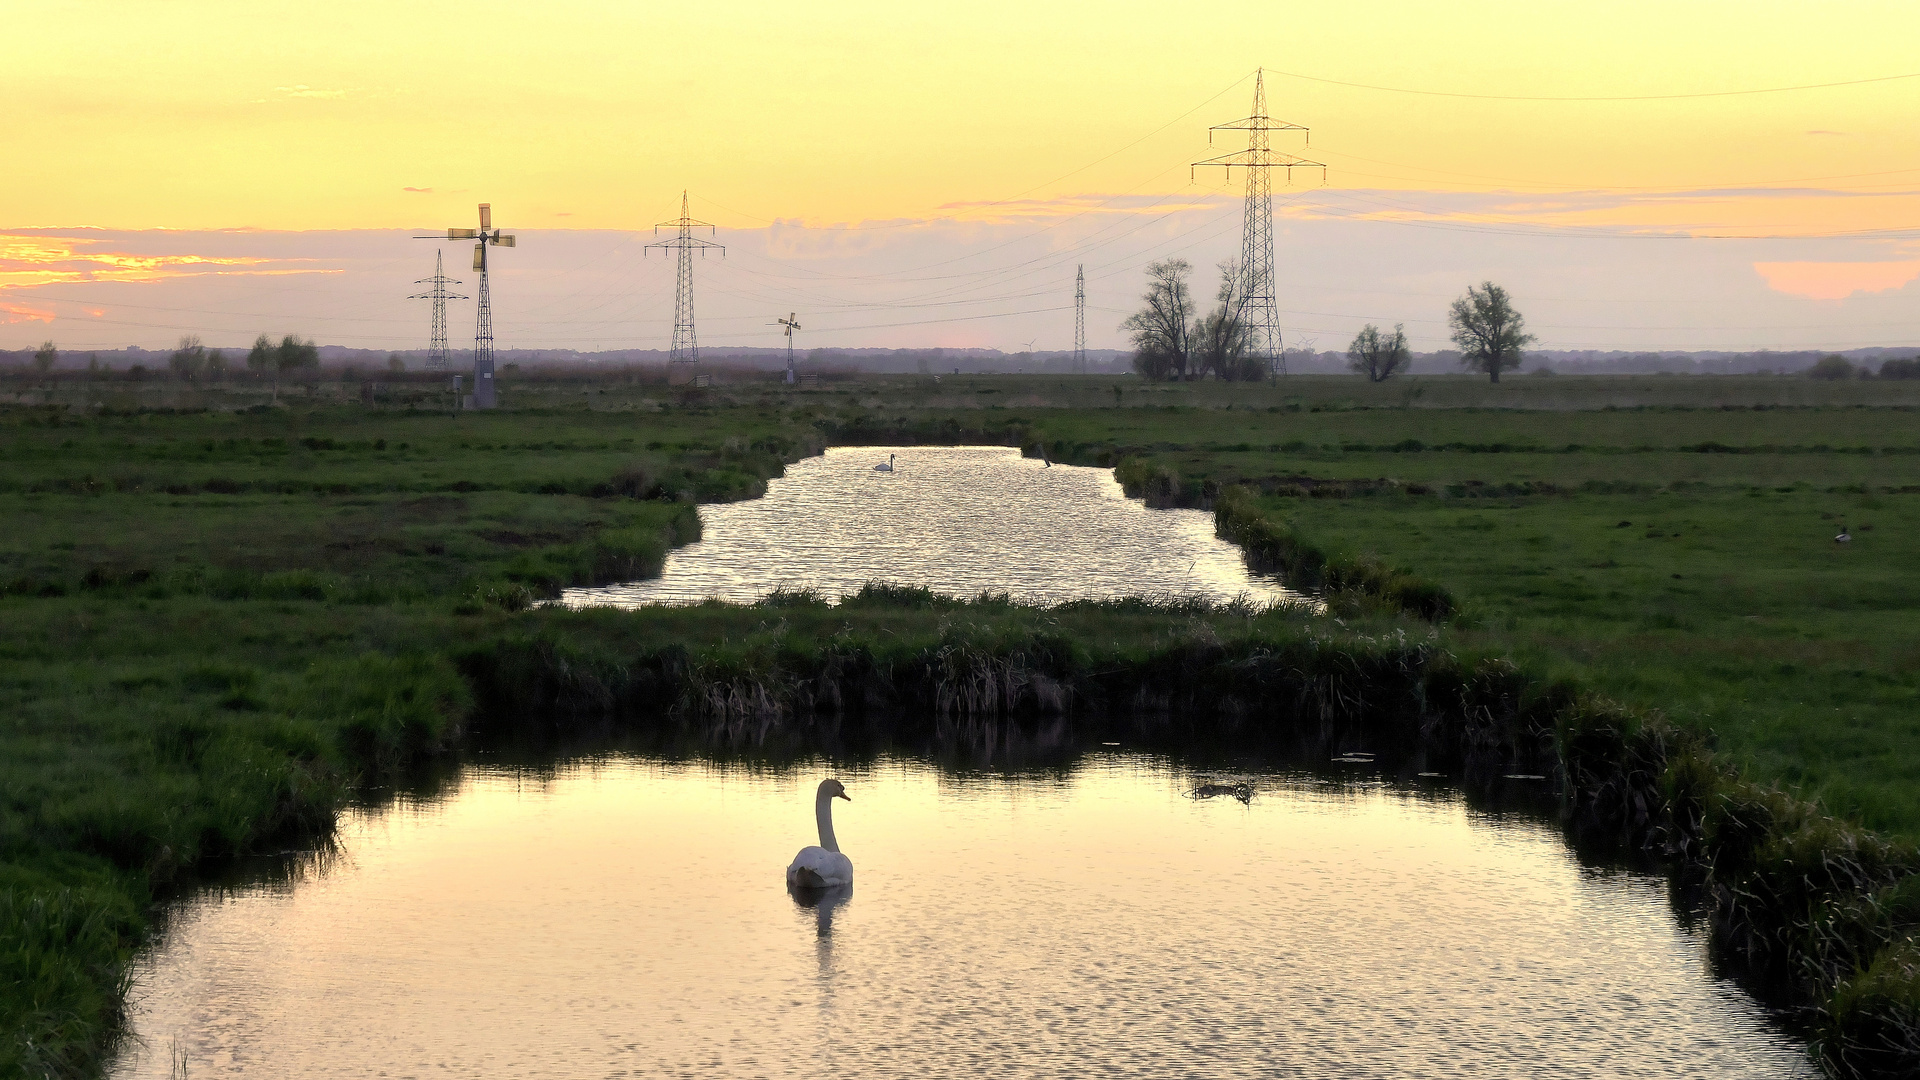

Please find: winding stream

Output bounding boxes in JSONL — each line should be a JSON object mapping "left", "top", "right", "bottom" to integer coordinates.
{"left": 108, "top": 446, "right": 1816, "bottom": 1077}
{"left": 564, "top": 445, "right": 1302, "bottom": 608}
{"left": 112, "top": 750, "right": 1811, "bottom": 1078}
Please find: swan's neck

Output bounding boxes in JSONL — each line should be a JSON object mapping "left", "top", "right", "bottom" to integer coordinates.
{"left": 815, "top": 791, "right": 840, "bottom": 853}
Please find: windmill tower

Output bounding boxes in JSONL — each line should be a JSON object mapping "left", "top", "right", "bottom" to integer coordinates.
{"left": 419, "top": 203, "right": 515, "bottom": 407}
{"left": 1073, "top": 265, "right": 1087, "bottom": 374}
{"left": 1193, "top": 69, "right": 1322, "bottom": 378}
{"left": 407, "top": 250, "right": 467, "bottom": 370}
{"left": 646, "top": 192, "right": 724, "bottom": 377}
{"left": 774, "top": 312, "right": 801, "bottom": 384}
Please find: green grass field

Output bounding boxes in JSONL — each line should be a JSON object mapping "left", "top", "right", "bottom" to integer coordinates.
{"left": 4, "top": 369, "right": 1918, "bottom": 1074}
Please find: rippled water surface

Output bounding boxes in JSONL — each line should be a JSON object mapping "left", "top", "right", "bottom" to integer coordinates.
{"left": 564, "top": 445, "right": 1302, "bottom": 607}
{"left": 114, "top": 754, "right": 1811, "bottom": 1078}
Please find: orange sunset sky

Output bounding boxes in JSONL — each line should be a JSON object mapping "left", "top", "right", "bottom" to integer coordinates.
{"left": 3, "top": 0, "right": 1917, "bottom": 353}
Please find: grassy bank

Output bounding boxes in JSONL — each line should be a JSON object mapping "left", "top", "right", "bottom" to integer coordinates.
{"left": 5, "top": 371, "right": 1920, "bottom": 1076}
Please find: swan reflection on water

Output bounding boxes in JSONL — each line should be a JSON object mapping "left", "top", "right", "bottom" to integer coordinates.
{"left": 788, "top": 882, "right": 854, "bottom": 938}
{"left": 792, "top": 882, "right": 852, "bottom": 1015}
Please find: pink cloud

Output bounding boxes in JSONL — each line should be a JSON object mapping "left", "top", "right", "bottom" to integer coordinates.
{"left": 0, "top": 302, "right": 57, "bottom": 324}
{"left": 1753, "top": 260, "right": 1920, "bottom": 300}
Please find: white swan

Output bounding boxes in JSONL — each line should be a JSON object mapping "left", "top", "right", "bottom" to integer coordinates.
{"left": 786, "top": 779, "right": 854, "bottom": 888}
{"left": 874, "top": 454, "right": 895, "bottom": 473}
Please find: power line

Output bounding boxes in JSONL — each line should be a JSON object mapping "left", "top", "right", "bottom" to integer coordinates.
{"left": 1269, "top": 67, "right": 1920, "bottom": 102}
{"left": 685, "top": 70, "right": 1259, "bottom": 234}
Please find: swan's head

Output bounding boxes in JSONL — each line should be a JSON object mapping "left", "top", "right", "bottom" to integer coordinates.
{"left": 818, "top": 778, "right": 851, "bottom": 801}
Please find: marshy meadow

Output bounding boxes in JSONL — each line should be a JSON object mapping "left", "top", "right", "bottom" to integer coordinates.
{"left": 4, "top": 368, "right": 1919, "bottom": 1077}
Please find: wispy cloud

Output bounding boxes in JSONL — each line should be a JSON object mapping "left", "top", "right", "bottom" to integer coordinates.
{"left": 403, "top": 186, "right": 434, "bottom": 193}
{"left": 0, "top": 234, "right": 323, "bottom": 289}
{"left": 1754, "top": 260, "right": 1920, "bottom": 300}
{"left": 274, "top": 85, "right": 350, "bottom": 99}
{"left": 0, "top": 302, "right": 57, "bottom": 325}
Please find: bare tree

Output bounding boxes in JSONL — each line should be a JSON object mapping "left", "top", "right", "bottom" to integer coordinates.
{"left": 1448, "top": 282, "right": 1535, "bottom": 383}
{"left": 246, "top": 333, "right": 274, "bottom": 376}
{"left": 1347, "top": 323, "right": 1411, "bottom": 382}
{"left": 275, "top": 335, "right": 319, "bottom": 375}
{"left": 1191, "top": 260, "right": 1266, "bottom": 381}
{"left": 275, "top": 334, "right": 319, "bottom": 401}
{"left": 1121, "top": 258, "right": 1195, "bottom": 381}
{"left": 32, "top": 340, "right": 57, "bottom": 374}
{"left": 169, "top": 335, "right": 207, "bottom": 381}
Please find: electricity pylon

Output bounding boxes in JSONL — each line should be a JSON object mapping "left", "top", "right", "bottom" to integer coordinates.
{"left": 1073, "top": 265, "right": 1087, "bottom": 374}
{"left": 407, "top": 250, "right": 467, "bottom": 370}
{"left": 1193, "top": 68, "right": 1323, "bottom": 378}
{"left": 646, "top": 191, "right": 724, "bottom": 369}
{"left": 417, "top": 203, "right": 515, "bottom": 407}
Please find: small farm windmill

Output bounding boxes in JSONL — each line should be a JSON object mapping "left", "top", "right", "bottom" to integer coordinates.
{"left": 417, "top": 203, "right": 515, "bottom": 408}
{"left": 774, "top": 312, "right": 801, "bottom": 383}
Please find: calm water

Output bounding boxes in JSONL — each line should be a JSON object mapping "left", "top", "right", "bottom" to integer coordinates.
{"left": 113, "top": 753, "right": 1812, "bottom": 1078}
{"left": 564, "top": 445, "right": 1303, "bottom": 607}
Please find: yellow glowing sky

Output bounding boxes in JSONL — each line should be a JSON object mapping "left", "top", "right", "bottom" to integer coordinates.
{"left": 7, "top": 0, "right": 1918, "bottom": 233}
{"left": 4, "top": 1, "right": 1918, "bottom": 352}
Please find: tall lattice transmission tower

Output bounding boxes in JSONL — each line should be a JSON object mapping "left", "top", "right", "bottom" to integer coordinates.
{"left": 1073, "top": 265, "right": 1087, "bottom": 374}
{"left": 646, "top": 192, "right": 724, "bottom": 371}
{"left": 1193, "top": 68, "right": 1323, "bottom": 377}
{"left": 418, "top": 203, "right": 515, "bottom": 407}
{"left": 407, "top": 250, "right": 467, "bottom": 370}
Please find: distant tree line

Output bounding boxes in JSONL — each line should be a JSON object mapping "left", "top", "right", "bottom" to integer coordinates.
{"left": 1122, "top": 268, "right": 1537, "bottom": 384}
{"left": 1810, "top": 353, "right": 1920, "bottom": 380}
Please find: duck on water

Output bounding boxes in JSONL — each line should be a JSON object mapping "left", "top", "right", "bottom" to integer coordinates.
{"left": 787, "top": 778, "right": 854, "bottom": 888}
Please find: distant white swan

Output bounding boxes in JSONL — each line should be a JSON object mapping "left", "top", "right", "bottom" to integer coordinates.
{"left": 787, "top": 779, "right": 854, "bottom": 888}
{"left": 874, "top": 454, "right": 895, "bottom": 472}
{"left": 1836, "top": 525, "right": 1852, "bottom": 543}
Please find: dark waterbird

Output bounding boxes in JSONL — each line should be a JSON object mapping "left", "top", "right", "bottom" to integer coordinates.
{"left": 1190, "top": 781, "right": 1255, "bottom": 805}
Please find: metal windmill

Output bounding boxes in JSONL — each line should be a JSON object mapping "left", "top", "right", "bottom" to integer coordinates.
{"left": 407, "top": 250, "right": 467, "bottom": 370}
{"left": 773, "top": 312, "right": 801, "bottom": 383}
{"left": 417, "top": 203, "right": 515, "bottom": 408}
{"left": 646, "top": 192, "right": 724, "bottom": 373}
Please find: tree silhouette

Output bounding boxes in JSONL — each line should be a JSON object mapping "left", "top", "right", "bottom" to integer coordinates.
{"left": 1347, "top": 324, "right": 1411, "bottom": 382}
{"left": 1448, "top": 282, "right": 1535, "bottom": 384}
{"left": 1122, "top": 259, "right": 1195, "bottom": 381}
